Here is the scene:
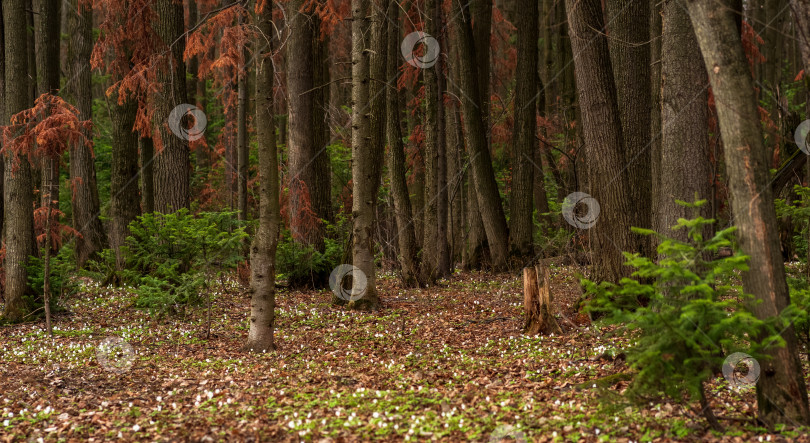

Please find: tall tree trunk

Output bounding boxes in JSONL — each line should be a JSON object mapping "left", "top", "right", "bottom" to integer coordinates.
{"left": 237, "top": 46, "right": 249, "bottom": 222}
{"left": 685, "top": 0, "right": 810, "bottom": 426}
{"left": 464, "top": 0, "right": 492, "bottom": 268}
{"left": 650, "top": 0, "right": 663, "bottom": 239}
{"left": 244, "top": 0, "right": 280, "bottom": 352}
{"left": 3, "top": 0, "right": 35, "bottom": 322}
{"left": 35, "top": 0, "right": 61, "bottom": 222}
{"left": 421, "top": 0, "right": 442, "bottom": 282}
{"left": 606, "top": 0, "right": 652, "bottom": 256}
{"left": 287, "top": 0, "right": 330, "bottom": 249}
{"left": 386, "top": 1, "right": 420, "bottom": 287}
{"left": 565, "top": 0, "right": 634, "bottom": 283}
{"left": 0, "top": 0, "right": 5, "bottom": 239}
{"left": 110, "top": 94, "right": 141, "bottom": 271}
{"left": 66, "top": 0, "right": 105, "bottom": 268}
{"left": 152, "top": 0, "right": 190, "bottom": 213}
{"left": 509, "top": 0, "right": 538, "bottom": 260}
{"left": 348, "top": 0, "right": 385, "bottom": 309}
{"left": 452, "top": 0, "right": 510, "bottom": 270}
{"left": 435, "top": 3, "right": 450, "bottom": 276}
{"left": 656, "top": 0, "right": 711, "bottom": 242}
{"left": 140, "top": 137, "right": 155, "bottom": 214}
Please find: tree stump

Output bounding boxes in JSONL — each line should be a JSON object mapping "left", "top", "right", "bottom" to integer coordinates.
{"left": 523, "top": 264, "right": 562, "bottom": 335}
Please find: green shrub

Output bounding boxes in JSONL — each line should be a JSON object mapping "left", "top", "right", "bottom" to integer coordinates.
{"left": 121, "top": 209, "right": 247, "bottom": 317}
{"left": 584, "top": 200, "right": 788, "bottom": 426}
{"left": 276, "top": 218, "right": 347, "bottom": 288}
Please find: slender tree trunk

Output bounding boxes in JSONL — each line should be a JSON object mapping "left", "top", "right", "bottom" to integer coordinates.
{"left": 421, "top": 0, "right": 442, "bottom": 283}
{"left": 140, "top": 137, "right": 155, "bottom": 214}
{"left": 35, "top": 0, "right": 61, "bottom": 225}
{"left": 110, "top": 94, "right": 141, "bottom": 271}
{"left": 244, "top": 0, "right": 280, "bottom": 352}
{"left": 153, "top": 0, "right": 190, "bottom": 213}
{"left": 650, "top": 0, "right": 662, "bottom": 238}
{"left": 3, "top": 0, "right": 35, "bottom": 322}
{"left": 606, "top": 0, "right": 652, "bottom": 256}
{"left": 66, "top": 0, "right": 105, "bottom": 267}
{"left": 565, "top": 0, "right": 634, "bottom": 283}
{"left": 656, "top": 0, "right": 711, "bottom": 242}
{"left": 1, "top": 0, "right": 5, "bottom": 239}
{"left": 386, "top": 1, "right": 420, "bottom": 287}
{"left": 452, "top": 0, "right": 510, "bottom": 270}
{"left": 464, "top": 0, "right": 492, "bottom": 268}
{"left": 509, "top": 0, "right": 538, "bottom": 260}
{"left": 237, "top": 46, "right": 249, "bottom": 222}
{"left": 685, "top": 0, "right": 810, "bottom": 426}
{"left": 347, "top": 0, "right": 384, "bottom": 309}
{"left": 435, "top": 5, "right": 450, "bottom": 276}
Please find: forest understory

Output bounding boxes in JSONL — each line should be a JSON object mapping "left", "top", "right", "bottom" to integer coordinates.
{"left": 2, "top": 265, "right": 808, "bottom": 442}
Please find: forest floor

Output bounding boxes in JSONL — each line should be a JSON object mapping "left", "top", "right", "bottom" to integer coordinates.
{"left": 1, "top": 264, "right": 809, "bottom": 442}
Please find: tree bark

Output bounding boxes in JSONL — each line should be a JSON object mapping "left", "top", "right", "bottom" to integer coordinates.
{"left": 152, "top": 0, "right": 190, "bottom": 213}
{"left": 348, "top": 0, "right": 384, "bottom": 309}
{"left": 1, "top": 0, "right": 5, "bottom": 239}
{"left": 35, "top": 0, "right": 61, "bottom": 221}
{"left": 509, "top": 0, "right": 538, "bottom": 261}
{"left": 237, "top": 44, "right": 248, "bottom": 222}
{"left": 606, "top": 0, "right": 652, "bottom": 257}
{"left": 650, "top": 0, "right": 662, "bottom": 238}
{"left": 523, "top": 263, "right": 561, "bottom": 335}
{"left": 421, "top": 0, "right": 443, "bottom": 283}
{"left": 656, "top": 0, "right": 711, "bottom": 242}
{"left": 139, "top": 137, "right": 155, "bottom": 214}
{"left": 386, "top": 1, "right": 420, "bottom": 287}
{"left": 244, "top": 0, "right": 279, "bottom": 352}
{"left": 565, "top": 0, "right": 634, "bottom": 283}
{"left": 3, "top": 0, "right": 35, "bottom": 322}
{"left": 452, "top": 0, "right": 510, "bottom": 270}
{"left": 110, "top": 93, "right": 141, "bottom": 271}
{"left": 685, "top": 0, "right": 810, "bottom": 426}
{"left": 287, "top": 0, "right": 330, "bottom": 249}
{"left": 66, "top": 0, "right": 106, "bottom": 267}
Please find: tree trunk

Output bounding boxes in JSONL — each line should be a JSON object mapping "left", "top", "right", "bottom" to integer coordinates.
{"left": 650, "top": 0, "right": 662, "bottom": 240}
{"left": 287, "top": 0, "right": 330, "bottom": 249}
{"left": 237, "top": 46, "right": 248, "bottom": 222}
{"left": 66, "top": 0, "right": 105, "bottom": 267}
{"left": 35, "top": 0, "right": 61, "bottom": 223}
{"left": 565, "top": 0, "right": 634, "bottom": 283}
{"left": 110, "top": 93, "right": 141, "bottom": 271}
{"left": 606, "top": 0, "right": 652, "bottom": 257}
{"left": 348, "top": 0, "right": 384, "bottom": 310}
{"left": 452, "top": 0, "right": 510, "bottom": 270}
{"left": 386, "top": 1, "right": 420, "bottom": 287}
{"left": 523, "top": 263, "right": 561, "bottom": 335}
{"left": 421, "top": 0, "right": 442, "bottom": 283}
{"left": 656, "top": 0, "right": 711, "bottom": 242}
{"left": 152, "top": 0, "right": 190, "bottom": 213}
{"left": 1, "top": 0, "right": 6, "bottom": 239}
{"left": 244, "top": 0, "right": 280, "bottom": 353}
{"left": 464, "top": 0, "right": 492, "bottom": 268}
{"left": 2, "top": 0, "right": 35, "bottom": 322}
{"left": 509, "top": 0, "right": 538, "bottom": 260}
{"left": 140, "top": 137, "right": 155, "bottom": 214}
{"left": 685, "top": 0, "right": 810, "bottom": 426}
